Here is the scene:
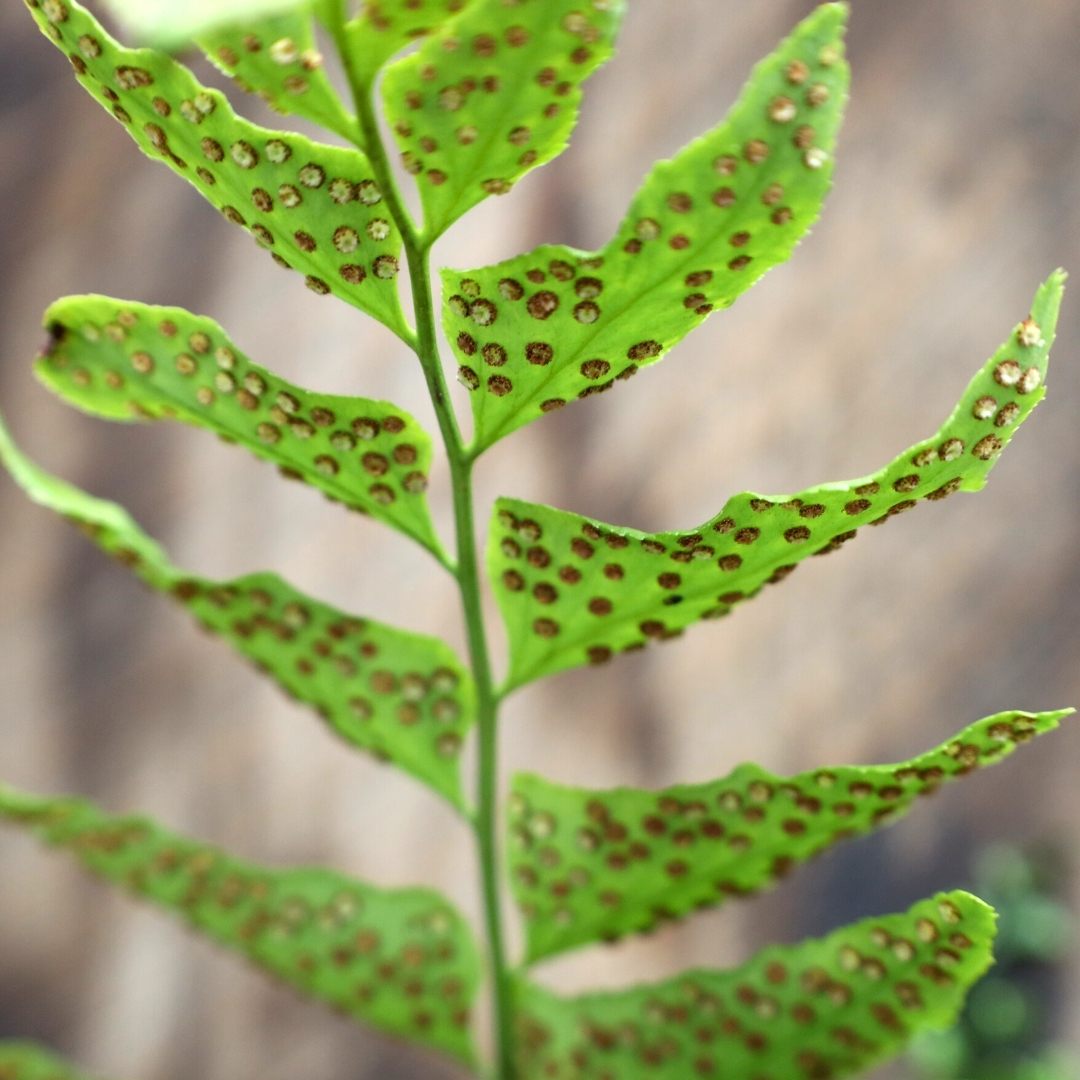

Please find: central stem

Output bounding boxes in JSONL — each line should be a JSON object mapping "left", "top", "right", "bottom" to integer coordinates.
{"left": 331, "top": 19, "right": 516, "bottom": 1076}
{"left": 408, "top": 245, "right": 516, "bottom": 1080}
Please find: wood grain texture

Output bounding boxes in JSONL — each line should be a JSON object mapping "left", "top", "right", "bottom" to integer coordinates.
{"left": 2, "top": 2, "right": 1079, "bottom": 1077}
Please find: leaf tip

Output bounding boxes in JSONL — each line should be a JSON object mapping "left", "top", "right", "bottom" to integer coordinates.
{"left": 807, "top": 1, "right": 850, "bottom": 39}
{"left": 1043, "top": 706, "right": 1077, "bottom": 726}
{"left": 948, "top": 890, "right": 998, "bottom": 942}
{"left": 934, "top": 889, "right": 998, "bottom": 980}
{"left": 1033, "top": 268, "right": 1067, "bottom": 319}
{"left": 1046, "top": 265, "right": 1068, "bottom": 288}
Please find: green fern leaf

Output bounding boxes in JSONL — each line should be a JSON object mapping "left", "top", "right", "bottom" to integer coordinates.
{"left": 489, "top": 272, "right": 1064, "bottom": 689}
{"left": 0, "top": 787, "right": 481, "bottom": 1067}
{"left": 0, "top": 415, "right": 473, "bottom": 809}
{"left": 97, "top": 0, "right": 310, "bottom": 48}
{"left": 36, "top": 295, "right": 445, "bottom": 559}
{"left": 443, "top": 3, "right": 848, "bottom": 450}
{"left": 509, "top": 710, "right": 1071, "bottom": 963}
{"left": 381, "top": 0, "right": 625, "bottom": 238}
{"left": 515, "top": 891, "right": 997, "bottom": 1080}
{"left": 26, "top": 0, "right": 409, "bottom": 339}
{"left": 0, "top": 1044, "right": 104, "bottom": 1080}
{"left": 199, "top": 12, "right": 360, "bottom": 142}
{"left": 343, "top": 0, "right": 470, "bottom": 87}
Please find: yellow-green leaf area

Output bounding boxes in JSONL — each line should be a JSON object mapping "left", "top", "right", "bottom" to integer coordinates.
{"left": 0, "top": 1044, "right": 104, "bottom": 1080}
{"left": 510, "top": 709, "right": 1072, "bottom": 962}
{"left": 489, "top": 273, "right": 1064, "bottom": 689}
{"left": 0, "top": 415, "right": 473, "bottom": 809}
{"left": 200, "top": 11, "right": 360, "bottom": 141}
{"left": 515, "top": 892, "right": 997, "bottom": 1079}
{"left": 0, "top": 788, "right": 481, "bottom": 1067}
{"left": 444, "top": 3, "right": 848, "bottom": 450}
{"left": 99, "top": 0, "right": 310, "bottom": 48}
{"left": 27, "top": 0, "right": 408, "bottom": 338}
{"left": 382, "top": 0, "right": 625, "bottom": 237}
{"left": 36, "top": 296, "right": 443, "bottom": 558}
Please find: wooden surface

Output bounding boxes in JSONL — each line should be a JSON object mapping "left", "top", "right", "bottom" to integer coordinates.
{"left": 1, "top": 2, "right": 1079, "bottom": 1077}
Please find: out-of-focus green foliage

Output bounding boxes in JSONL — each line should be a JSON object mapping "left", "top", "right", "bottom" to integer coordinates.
{"left": 516, "top": 893, "right": 997, "bottom": 1079}
{"left": 0, "top": 785, "right": 482, "bottom": 1066}
{"left": 0, "top": 412, "right": 473, "bottom": 807}
{"left": 509, "top": 711, "right": 1071, "bottom": 962}
{"left": 100, "top": 0, "right": 310, "bottom": 48}
{"left": 0, "top": 1043, "right": 104, "bottom": 1080}
{"left": 909, "top": 846, "right": 1077, "bottom": 1080}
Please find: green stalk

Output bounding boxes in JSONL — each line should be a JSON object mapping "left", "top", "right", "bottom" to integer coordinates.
{"left": 400, "top": 244, "right": 516, "bottom": 1080}
{"left": 328, "top": 15, "right": 517, "bottom": 1078}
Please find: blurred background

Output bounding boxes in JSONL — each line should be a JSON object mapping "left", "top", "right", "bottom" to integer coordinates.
{"left": 2, "top": 1, "right": 1079, "bottom": 1077}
